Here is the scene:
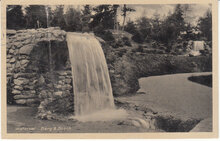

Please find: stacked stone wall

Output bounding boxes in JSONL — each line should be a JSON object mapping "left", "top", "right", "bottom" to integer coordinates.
{"left": 6, "top": 27, "right": 67, "bottom": 106}
{"left": 37, "top": 71, "right": 74, "bottom": 119}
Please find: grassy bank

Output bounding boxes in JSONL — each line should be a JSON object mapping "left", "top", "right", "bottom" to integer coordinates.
{"left": 111, "top": 53, "right": 212, "bottom": 96}
{"left": 188, "top": 75, "right": 212, "bottom": 87}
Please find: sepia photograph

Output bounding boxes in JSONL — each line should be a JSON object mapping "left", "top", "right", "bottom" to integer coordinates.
{"left": 1, "top": 0, "right": 218, "bottom": 139}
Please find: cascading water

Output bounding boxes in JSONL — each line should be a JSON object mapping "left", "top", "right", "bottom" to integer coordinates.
{"left": 193, "top": 41, "right": 204, "bottom": 51}
{"left": 67, "top": 32, "right": 127, "bottom": 122}
{"left": 45, "top": 6, "right": 52, "bottom": 71}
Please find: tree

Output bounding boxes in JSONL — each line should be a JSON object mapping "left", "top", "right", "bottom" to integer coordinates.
{"left": 167, "top": 4, "right": 185, "bottom": 33}
{"left": 24, "top": 5, "right": 50, "bottom": 28}
{"left": 124, "top": 21, "right": 138, "bottom": 34}
{"left": 51, "top": 5, "right": 66, "bottom": 29}
{"left": 151, "top": 12, "right": 162, "bottom": 41}
{"left": 136, "top": 17, "right": 152, "bottom": 41}
{"left": 64, "top": 7, "right": 82, "bottom": 32}
{"left": 183, "top": 24, "right": 196, "bottom": 40}
{"left": 113, "top": 5, "right": 120, "bottom": 31}
{"left": 7, "top": 5, "right": 25, "bottom": 29}
{"left": 81, "top": 5, "right": 92, "bottom": 32}
{"left": 198, "top": 9, "right": 212, "bottom": 41}
{"left": 159, "top": 5, "right": 185, "bottom": 44}
{"left": 121, "top": 4, "right": 135, "bottom": 31}
{"left": 89, "top": 5, "right": 118, "bottom": 30}
{"left": 181, "top": 4, "right": 193, "bottom": 24}
{"left": 131, "top": 31, "right": 144, "bottom": 43}
{"left": 152, "top": 12, "right": 160, "bottom": 26}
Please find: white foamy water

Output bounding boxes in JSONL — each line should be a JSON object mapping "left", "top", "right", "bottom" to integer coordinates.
{"left": 193, "top": 41, "right": 204, "bottom": 51}
{"left": 71, "top": 109, "right": 128, "bottom": 122}
{"left": 66, "top": 32, "right": 116, "bottom": 117}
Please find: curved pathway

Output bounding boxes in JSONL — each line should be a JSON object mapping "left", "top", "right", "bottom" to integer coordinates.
{"left": 118, "top": 72, "right": 212, "bottom": 131}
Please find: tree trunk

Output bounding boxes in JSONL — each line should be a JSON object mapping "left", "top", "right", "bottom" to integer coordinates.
{"left": 122, "top": 15, "right": 126, "bottom": 31}
{"left": 122, "top": 5, "right": 127, "bottom": 31}
{"left": 113, "top": 5, "right": 119, "bottom": 32}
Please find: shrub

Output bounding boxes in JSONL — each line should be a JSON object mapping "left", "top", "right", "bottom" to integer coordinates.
{"left": 116, "top": 39, "right": 124, "bottom": 47}
{"left": 7, "top": 77, "right": 14, "bottom": 104}
{"left": 188, "top": 75, "right": 212, "bottom": 87}
{"left": 137, "top": 45, "right": 144, "bottom": 52}
{"left": 131, "top": 31, "right": 144, "bottom": 43}
{"left": 95, "top": 30, "right": 115, "bottom": 42}
{"left": 112, "top": 56, "right": 139, "bottom": 96}
{"left": 122, "top": 36, "right": 132, "bottom": 46}
{"left": 156, "top": 50, "right": 166, "bottom": 54}
{"left": 124, "top": 21, "right": 138, "bottom": 35}
{"left": 111, "top": 53, "right": 212, "bottom": 96}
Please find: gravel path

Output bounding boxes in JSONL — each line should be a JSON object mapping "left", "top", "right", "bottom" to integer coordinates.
{"left": 119, "top": 72, "right": 212, "bottom": 120}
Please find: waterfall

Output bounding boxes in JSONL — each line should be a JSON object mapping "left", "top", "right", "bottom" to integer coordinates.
{"left": 193, "top": 41, "right": 204, "bottom": 51}
{"left": 45, "top": 6, "right": 52, "bottom": 71}
{"left": 66, "top": 32, "right": 116, "bottom": 117}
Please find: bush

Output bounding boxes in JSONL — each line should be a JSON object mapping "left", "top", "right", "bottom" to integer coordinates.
{"left": 124, "top": 21, "right": 138, "bottom": 35}
{"left": 112, "top": 56, "right": 140, "bottom": 96}
{"left": 188, "top": 75, "right": 212, "bottom": 87}
{"left": 167, "top": 55, "right": 212, "bottom": 73}
{"left": 131, "top": 32, "right": 144, "bottom": 43}
{"left": 100, "top": 35, "right": 212, "bottom": 96}
{"left": 152, "top": 41, "right": 159, "bottom": 48}
{"left": 95, "top": 30, "right": 115, "bottom": 42}
{"left": 7, "top": 77, "right": 14, "bottom": 104}
{"left": 156, "top": 50, "right": 166, "bottom": 54}
{"left": 110, "top": 53, "right": 212, "bottom": 96}
{"left": 116, "top": 39, "right": 124, "bottom": 47}
{"left": 122, "top": 36, "right": 132, "bottom": 46}
{"left": 137, "top": 45, "right": 144, "bottom": 52}
{"left": 132, "top": 54, "right": 212, "bottom": 77}
{"left": 111, "top": 41, "right": 123, "bottom": 48}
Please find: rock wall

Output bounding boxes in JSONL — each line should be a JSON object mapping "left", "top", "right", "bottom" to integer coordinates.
{"left": 6, "top": 27, "right": 68, "bottom": 108}
{"left": 9, "top": 73, "right": 39, "bottom": 106}
{"left": 7, "top": 27, "right": 66, "bottom": 74}
{"left": 37, "top": 71, "right": 74, "bottom": 119}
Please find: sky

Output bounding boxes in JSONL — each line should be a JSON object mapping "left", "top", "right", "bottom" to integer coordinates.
{"left": 117, "top": 4, "right": 211, "bottom": 26}
{"left": 22, "top": 4, "right": 211, "bottom": 26}
{"left": 65, "top": 4, "right": 211, "bottom": 26}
